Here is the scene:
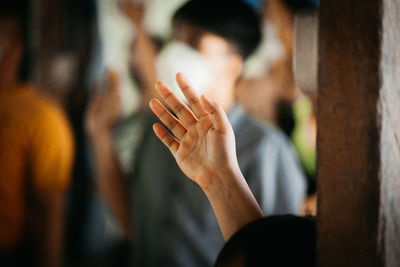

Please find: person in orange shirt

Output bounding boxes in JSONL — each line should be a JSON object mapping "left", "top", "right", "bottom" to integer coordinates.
{"left": 0, "top": 7, "right": 74, "bottom": 267}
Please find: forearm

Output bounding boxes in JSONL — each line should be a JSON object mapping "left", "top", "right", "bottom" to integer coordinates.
{"left": 203, "top": 166, "right": 263, "bottom": 241}
{"left": 133, "top": 28, "right": 158, "bottom": 107}
{"left": 120, "top": 3, "right": 158, "bottom": 106}
{"left": 89, "top": 131, "right": 132, "bottom": 237}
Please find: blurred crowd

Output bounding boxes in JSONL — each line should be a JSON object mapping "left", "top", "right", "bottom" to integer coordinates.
{"left": 0, "top": 0, "right": 317, "bottom": 266}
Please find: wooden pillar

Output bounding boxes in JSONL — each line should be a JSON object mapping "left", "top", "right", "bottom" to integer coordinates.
{"left": 317, "top": 0, "right": 400, "bottom": 266}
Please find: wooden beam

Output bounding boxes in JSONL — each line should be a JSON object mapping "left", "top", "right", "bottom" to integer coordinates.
{"left": 317, "top": 0, "right": 400, "bottom": 266}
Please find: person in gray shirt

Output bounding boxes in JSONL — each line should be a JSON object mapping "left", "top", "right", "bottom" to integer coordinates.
{"left": 113, "top": 104, "right": 305, "bottom": 266}
{"left": 148, "top": 74, "right": 315, "bottom": 267}
{"left": 86, "top": 1, "right": 306, "bottom": 266}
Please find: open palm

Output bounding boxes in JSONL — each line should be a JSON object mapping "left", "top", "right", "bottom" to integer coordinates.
{"left": 150, "top": 73, "right": 237, "bottom": 189}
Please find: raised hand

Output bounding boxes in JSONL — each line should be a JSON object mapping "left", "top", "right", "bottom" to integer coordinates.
{"left": 117, "top": 0, "right": 144, "bottom": 26}
{"left": 85, "top": 69, "right": 121, "bottom": 135}
{"left": 150, "top": 72, "right": 238, "bottom": 190}
{"left": 150, "top": 73, "right": 263, "bottom": 240}
{"left": 85, "top": 69, "right": 132, "bottom": 236}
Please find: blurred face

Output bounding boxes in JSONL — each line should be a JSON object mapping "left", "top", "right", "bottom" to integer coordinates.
{"left": 197, "top": 33, "right": 235, "bottom": 90}
{"left": 171, "top": 23, "right": 243, "bottom": 109}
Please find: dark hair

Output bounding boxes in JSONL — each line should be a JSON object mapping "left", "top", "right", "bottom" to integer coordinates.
{"left": 215, "top": 215, "right": 316, "bottom": 267}
{"left": 172, "top": 0, "right": 262, "bottom": 60}
{"left": 283, "top": 0, "right": 319, "bottom": 11}
{"left": 0, "top": 0, "right": 30, "bottom": 82}
{"left": 0, "top": 1, "right": 28, "bottom": 27}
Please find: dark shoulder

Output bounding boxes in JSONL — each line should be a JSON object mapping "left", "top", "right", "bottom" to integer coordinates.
{"left": 215, "top": 215, "right": 316, "bottom": 267}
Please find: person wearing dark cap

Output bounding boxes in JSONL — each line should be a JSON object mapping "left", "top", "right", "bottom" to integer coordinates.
{"left": 150, "top": 73, "right": 316, "bottom": 267}
{"left": 87, "top": 1, "right": 306, "bottom": 266}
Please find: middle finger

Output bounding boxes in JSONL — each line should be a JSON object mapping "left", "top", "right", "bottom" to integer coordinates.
{"left": 156, "top": 81, "right": 198, "bottom": 127}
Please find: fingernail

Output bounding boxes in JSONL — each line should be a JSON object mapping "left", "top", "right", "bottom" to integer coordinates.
{"left": 149, "top": 98, "right": 156, "bottom": 107}
{"left": 202, "top": 94, "right": 212, "bottom": 103}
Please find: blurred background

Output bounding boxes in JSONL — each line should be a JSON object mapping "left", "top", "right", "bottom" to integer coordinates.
{"left": 0, "top": 0, "right": 318, "bottom": 266}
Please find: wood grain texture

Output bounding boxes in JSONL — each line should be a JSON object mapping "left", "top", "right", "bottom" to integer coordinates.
{"left": 317, "top": 0, "right": 382, "bottom": 266}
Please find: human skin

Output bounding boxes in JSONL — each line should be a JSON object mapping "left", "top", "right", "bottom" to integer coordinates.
{"left": 88, "top": 1, "right": 261, "bottom": 239}
{"left": 85, "top": 70, "right": 132, "bottom": 237}
{"left": 118, "top": 1, "right": 243, "bottom": 113}
{"left": 150, "top": 72, "right": 263, "bottom": 240}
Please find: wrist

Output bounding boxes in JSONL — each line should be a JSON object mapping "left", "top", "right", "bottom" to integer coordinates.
{"left": 201, "top": 163, "right": 263, "bottom": 240}
{"left": 201, "top": 164, "right": 243, "bottom": 195}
